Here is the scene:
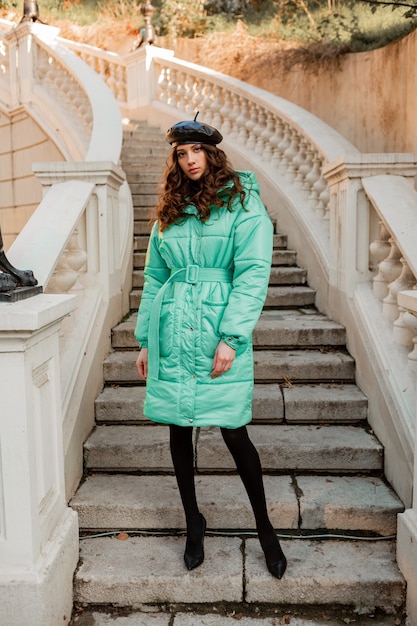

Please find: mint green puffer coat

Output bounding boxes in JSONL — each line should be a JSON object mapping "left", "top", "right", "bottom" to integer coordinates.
{"left": 134, "top": 171, "right": 273, "bottom": 429}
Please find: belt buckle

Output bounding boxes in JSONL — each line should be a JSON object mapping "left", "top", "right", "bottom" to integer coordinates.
{"left": 185, "top": 264, "right": 199, "bottom": 284}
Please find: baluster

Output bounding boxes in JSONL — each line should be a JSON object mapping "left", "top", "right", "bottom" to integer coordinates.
{"left": 228, "top": 92, "right": 241, "bottom": 139}
{"left": 191, "top": 76, "right": 203, "bottom": 115}
{"left": 369, "top": 221, "right": 391, "bottom": 298}
{"left": 270, "top": 118, "right": 284, "bottom": 169}
{"left": 175, "top": 71, "right": 186, "bottom": 110}
{"left": 236, "top": 97, "right": 249, "bottom": 145}
{"left": 254, "top": 107, "right": 266, "bottom": 156}
{"left": 184, "top": 74, "right": 195, "bottom": 115}
{"left": 200, "top": 80, "right": 213, "bottom": 123}
{"left": 47, "top": 230, "right": 87, "bottom": 294}
{"left": 245, "top": 101, "right": 258, "bottom": 151}
{"left": 384, "top": 257, "right": 416, "bottom": 322}
{"left": 305, "top": 153, "right": 321, "bottom": 203}
{"left": 301, "top": 143, "right": 314, "bottom": 192}
{"left": 376, "top": 239, "right": 402, "bottom": 302}
{"left": 115, "top": 65, "right": 126, "bottom": 102}
{"left": 261, "top": 111, "right": 275, "bottom": 162}
{"left": 284, "top": 130, "right": 301, "bottom": 181}
{"left": 277, "top": 123, "right": 291, "bottom": 174}
{"left": 369, "top": 220, "right": 391, "bottom": 300}
{"left": 219, "top": 89, "right": 232, "bottom": 135}
{"left": 319, "top": 185, "right": 330, "bottom": 225}
{"left": 293, "top": 138, "right": 307, "bottom": 186}
{"left": 313, "top": 173, "right": 327, "bottom": 219}
{"left": 211, "top": 85, "right": 222, "bottom": 129}
{"left": 158, "top": 67, "right": 169, "bottom": 103}
{"left": 166, "top": 69, "right": 176, "bottom": 106}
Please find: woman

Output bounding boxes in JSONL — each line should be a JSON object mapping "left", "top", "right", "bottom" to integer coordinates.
{"left": 135, "top": 115, "right": 287, "bottom": 579}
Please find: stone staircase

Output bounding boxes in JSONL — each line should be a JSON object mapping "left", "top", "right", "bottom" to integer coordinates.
{"left": 70, "top": 122, "right": 407, "bottom": 625}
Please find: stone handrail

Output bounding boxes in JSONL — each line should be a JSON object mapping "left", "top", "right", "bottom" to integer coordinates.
{"left": 365, "top": 175, "right": 417, "bottom": 367}
{"left": 0, "top": 20, "right": 132, "bottom": 494}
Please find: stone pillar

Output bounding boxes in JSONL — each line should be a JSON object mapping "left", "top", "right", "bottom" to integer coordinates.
{"left": 397, "top": 289, "right": 417, "bottom": 626}
{"left": 124, "top": 45, "right": 175, "bottom": 120}
{"left": 0, "top": 293, "right": 79, "bottom": 625}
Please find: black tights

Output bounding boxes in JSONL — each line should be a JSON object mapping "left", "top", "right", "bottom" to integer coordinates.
{"left": 169, "top": 424, "right": 283, "bottom": 560}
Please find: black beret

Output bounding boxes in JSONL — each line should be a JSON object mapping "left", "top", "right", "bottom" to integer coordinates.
{"left": 166, "top": 117, "right": 223, "bottom": 147}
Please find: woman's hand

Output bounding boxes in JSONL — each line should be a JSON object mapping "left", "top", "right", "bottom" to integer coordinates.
{"left": 136, "top": 348, "right": 148, "bottom": 381}
{"left": 211, "top": 341, "right": 236, "bottom": 378}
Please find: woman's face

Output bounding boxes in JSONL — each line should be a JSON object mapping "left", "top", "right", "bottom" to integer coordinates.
{"left": 176, "top": 144, "right": 208, "bottom": 181}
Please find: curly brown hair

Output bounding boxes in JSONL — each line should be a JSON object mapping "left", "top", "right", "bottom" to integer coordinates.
{"left": 154, "top": 144, "right": 246, "bottom": 231}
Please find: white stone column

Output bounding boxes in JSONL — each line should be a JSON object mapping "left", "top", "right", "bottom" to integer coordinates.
{"left": 0, "top": 293, "right": 79, "bottom": 626}
{"left": 397, "top": 289, "right": 417, "bottom": 626}
{"left": 123, "top": 45, "right": 175, "bottom": 120}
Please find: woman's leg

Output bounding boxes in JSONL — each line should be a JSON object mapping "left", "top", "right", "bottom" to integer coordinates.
{"left": 169, "top": 424, "right": 206, "bottom": 570}
{"left": 220, "top": 425, "right": 287, "bottom": 579}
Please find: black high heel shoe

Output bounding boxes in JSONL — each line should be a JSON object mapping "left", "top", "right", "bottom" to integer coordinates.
{"left": 184, "top": 514, "right": 206, "bottom": 571}
{"left": 266, "top": 552, "right": 287, "bottom": 580}
{"left": 260, "top": 532, "right": 287, "bottom": 580}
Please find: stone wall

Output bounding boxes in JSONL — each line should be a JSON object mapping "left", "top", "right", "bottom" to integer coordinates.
{"left": 173, "top": 27, "right": 417, "bottom": 154}
{"left": 0, "top": 108, "right": 64, "bottom": 249}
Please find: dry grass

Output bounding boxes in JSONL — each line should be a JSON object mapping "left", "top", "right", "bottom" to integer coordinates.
{"left": 182, "top": 21, "right": 344, "bottom": 80}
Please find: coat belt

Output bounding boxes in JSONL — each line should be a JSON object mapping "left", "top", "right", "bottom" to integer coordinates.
{"left": 147, "top": 265, "right": 233, "bottom": 380}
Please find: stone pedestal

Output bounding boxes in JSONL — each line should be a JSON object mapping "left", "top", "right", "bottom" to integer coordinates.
{"left": 0, "top": 293, "right": 79, "bottom": 626}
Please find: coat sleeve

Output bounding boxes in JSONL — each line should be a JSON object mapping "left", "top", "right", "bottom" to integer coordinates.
{"left": 134, "top": 222, "right": 170, "bottom": 348}
{"left": 218, "top": 191, "right": 273, "bottom": 354}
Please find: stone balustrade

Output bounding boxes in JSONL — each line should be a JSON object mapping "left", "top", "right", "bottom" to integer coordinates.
{"left": 61, "top": 37, "right": 128, "bottom": 106}
{"left": 364, "top": 175, "right": 417, "bottom": 371}
{"left": 0, "top": 20, "right": 131, "bottom": 625}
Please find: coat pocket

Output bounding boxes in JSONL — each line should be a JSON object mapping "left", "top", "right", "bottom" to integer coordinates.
{"left": 200, "top": 300, "right": 227, "bottom": 358}
{"left": 159, "top": 299, "right": 175, "bottom": 357}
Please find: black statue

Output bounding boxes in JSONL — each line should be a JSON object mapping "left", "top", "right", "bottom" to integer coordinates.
{"left": 20, "top": 0, "right": 46, "bottom": 24}
{"left": 0, "top": 226, "right": 38, "bottom": 295}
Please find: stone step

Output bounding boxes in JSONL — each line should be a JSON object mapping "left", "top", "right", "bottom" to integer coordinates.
{"left": 128, "top": 172, "right": 166, "bottom": 184}
{"left": 124, "top": 161, "right": 169, "bottom": 172}
{"left": 111, "top": 310, "right": 346, "bottom": 350}
{"left": 122, "top": 134, "right": 166, "bottom": 144}
{"left": 102, "top": 347, "right": 354, "bottom": 385}
{"left": 132, "top": 205, "right": 157, "bottom": 219}
{"left": 74, "top": 535, "right": 404, "bottom": 611}
{"left": 95, "top": 383, "right": 367, "bottom": 425}
{"left": 263, "top": 285, "right": 315, "bottom": 308}
{"left": 133, "top": 221, "right": 153, "bottom": 236}
{"left": 70, "top": 612, "right": 405, "bottom": 626}
{"left": 71, "top": 473, "right": 402, "bottom": 535}
{"left": 122, "top": 144, "right": 165, "bottom": 153}
{"left": 130, "top": 182, "right": 162, "bottom": 195}
{"left": 84, "top": 424, "right": 382, "bottom": 473}
{"left": 129, "top": 284, "right": 315, "bottom": 311}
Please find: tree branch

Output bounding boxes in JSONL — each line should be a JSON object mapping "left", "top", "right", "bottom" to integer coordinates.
{"left": 358, "top": 0, "right": 417, "bottom": 9}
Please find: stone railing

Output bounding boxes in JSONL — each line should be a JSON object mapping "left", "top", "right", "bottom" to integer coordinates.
{"left": 2, "top": 21, "right": 131, "bottom": 430}
{"left": 365, "top": 176, "right": 417, "bottom": 366}
{"left": 60, "top": 37, "right": 128, "bottom": 107}
{"left": 0, "top": 21, "right": 132, "bottom": 624}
